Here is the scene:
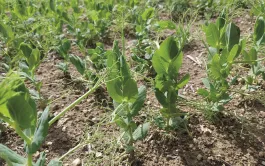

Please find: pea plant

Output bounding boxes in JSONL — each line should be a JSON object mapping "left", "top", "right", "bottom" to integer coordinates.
{"left": 152, "top": 37, "right": 190, "bottom": 130}
{"left": 0, "top": 73, "right": 104, "bottom": 165}
{"left": 242, "top": 16, "right": 265, "bottom": 87}
{"left": 106, "top": 41, "right": 149, "bottom": 158}
{"left": 0, "top": 74, "right": 61, "bottom": 166}
{"left": 197, "top": 12, "right": 265, "bottom": 118}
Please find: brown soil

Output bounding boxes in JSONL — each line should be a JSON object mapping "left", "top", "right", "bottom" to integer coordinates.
{"left": 1, "top": 10, "right": 265, "bottom": 166}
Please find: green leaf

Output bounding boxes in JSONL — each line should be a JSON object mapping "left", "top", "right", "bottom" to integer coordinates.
{"left": 20, "top": 43, "right": 32, "bottom": 59}
{"left": 216, "top": 10, "right": 226, "bottom": 30}
{"left": 133, "top": 122, "right": 150, "bottom": 141}
{"left": 114, "top": 116, "right": 128, "bottom": 129}
{"left": 226, "top": 23, "right": 240, "bottom": 51}
{"left": 47, "top": 159, "right": 63, "bottom": 166}
{"left": 168, "top": 52, "right": 183, "bottom": 78}
{"left": 141, "top": 8, "right": 154, "bottom": 21}
{"left": 123, "top": 78, "right": 138, "bottom": 102}
{"left": 210, "top": 54, "right": 222, "bottom": 79}
{"left": 49, "top": 0, "right": 56, "bottom": 12}
{"left": 69, "top": 54, "right": 86, "bottom": 75}
{"left": 106, "top": 79, "right": 123, "bottom": 103}
{"left": 197, "top": 88, "right": 209, "bottom": 97}
{"left": 0, "top": 144, "right": 26, "bottom": 165}
{"left": 27, "top": 107, "right": 49, "bottom": 154}
{"left": 227, "top": 44, "right": 239, "bottom": 63}
{"left": 28, "top": 49, "right": 40, "bottom": 72}
{"left": 131, "top": 86, "right": 146, "bottom": 116}
{"left": 202, "top": 78, "right": 210, "bottom": 89}
{"left": 0, "top": 22, "right": 14, "bottom": 42}
{"left": 254, "top": 17, "right": 265, "bottom": 46}
{"left": 34, "top": 152, "right": 46, "bottom": 166}
{"left": 155, "top": 20, "right": 176, "bottom": 30}
{"left": 176, "top": 74, "right": 190, "bottom": 90}
{"left": 205, "top": 23, "right": 219, "bottom": 48}
{"left": 155, "top": 89, "right": 168, "bottom": 107}
{"left": 152, "top": 37, "right": 178, "bottom": 75}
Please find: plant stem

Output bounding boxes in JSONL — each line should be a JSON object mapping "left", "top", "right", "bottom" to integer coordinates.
{"left": 27, "top": 154, "right": 33, "bottom": 166}
{"left": 48, "top": 78, "right": 102, "bottom": 126}
{"left": 59, "top": 143, "right": 83, "bottom": 161}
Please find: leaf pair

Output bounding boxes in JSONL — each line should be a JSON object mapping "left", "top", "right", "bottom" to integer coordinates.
{"left": 20, "top": 43, "right": 41, "bottom": 73}
{"left": 106, "top": 41, "right": 138, "bottom": 103}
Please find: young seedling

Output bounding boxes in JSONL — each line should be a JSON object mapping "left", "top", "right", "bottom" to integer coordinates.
{"left": 152, "top": 37, "right": 190, "bottom": 130}
{"left": 0, "top": 74, "right": 62, "bottom": 166}
{"left": 106, "top": 41, "right": 149, "bottom": 160}
{"left": 0, "top": 73, "right": 105, "bottom": 165}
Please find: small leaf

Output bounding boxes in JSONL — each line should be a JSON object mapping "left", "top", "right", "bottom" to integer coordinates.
{"left": 254, "top": 17, "right": 265, "bottom": 46}
{"left": 155, "top": 89, "right": 168, "bottom": 107}
{"left": 69, "top": 54, "right": 86, "bottom": 75}
{"left": 176, "top": 74, "right": 190, "bottom": 90}
{"left": 35, "top": 152, "right": 46, "bottom": 166}
{"left": 130, "top": 86, "right": 146, "bottom": 116}
{"left": 20, "top": 43, "right": 32, "bottom": 59}
{"left": 47, "top": 159, "right": 63, "bottom": 166}
{"left": 227, "top": 44, "right": 239, "bottom": 63}
{"left": 27, "top": 107, "right": 49, "bottom": 154}
{"left": 202, "top": 78, "right": 210, "bottom": 89}
{"left": 133, "top": 122, "right": 150, "bottom": 141}
{"left": 197, "top": 89, "right": 209, "bottom": 97}
{"left": 155, "top": 20, "right": 176, "bottom": 30}
{"left": 0, "top": 22, "right": 14, "bottom": 42}
{"left": 141, "top": 8, "right": 154, "bottom": 21}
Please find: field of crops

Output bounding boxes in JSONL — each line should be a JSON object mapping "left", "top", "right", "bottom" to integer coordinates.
{"left": 1, "top": 0, "right": 265, "bottom": 165}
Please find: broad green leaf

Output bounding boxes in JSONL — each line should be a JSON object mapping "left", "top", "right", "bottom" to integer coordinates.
{"left": 123, "top": 78, "right": 138, "bottom": 102}
{"left": 227, "top": 44, "right": 239, "bottom": 63}
{"left": 34, "top": 152, "right": 46, "bottom": 166}
{"left": 168, "top": 52, "right": 183, "bottom": 78}
{"left": 28, "top": 49, "right": 40, "bottom": 71}
{"left": 152, "top": 37, "right": 178, "bottom": 75}
{"left": 141, "top": 8, "right": 154, "bottom": 21}
{"left": 131, "top": 86, "right": 146, "bottom": 116}
{"left": 155, "top": 89, "right": 168, "bottom": 107}
{"left": 28, "top": 107, "right": 49, "bottom": 154}
{"left": 0, "top": 22, "right": 14, "bottom": 42}
{"left": 254, "top": 17, "right": 265, "bottom": 46}
{"left": 47, "top": 159, "right": 63, "bottom": 166}
{"left": 20, "top": 43, "right": 32, "bottom": 59}
{"left": 133, "top": 122, "right": 150, "bottom": 141}
{"left": 0, "top": 144, "right": 26, "bottom": 165}
{"left": 205, "top": 23, "right": 219, "bottom": 48}
{"left": 243, "top": 48, "right": 257, "bottom": 65}
{"left": 226, "top": 23, "right": 240, "bottom": 51}
{"left": 197, "top": 89, "right": 209, "bottom": 97}
{"left": 155, "top": 20, "right": 176, "bottom": 30}
{"left": 106, "top": 79, "right": 123, "bottom": 103}
{"left": 152, "top": 52, "right": 168, "bottom": 75}
{"left": 7, "top": 93, "right": 37, "bottom": 131}
{"left": 210, "top": 54, "right": 221, "bottom": 79}
{"left": 69, "top": 55, "right": 86, "bottom": 75}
